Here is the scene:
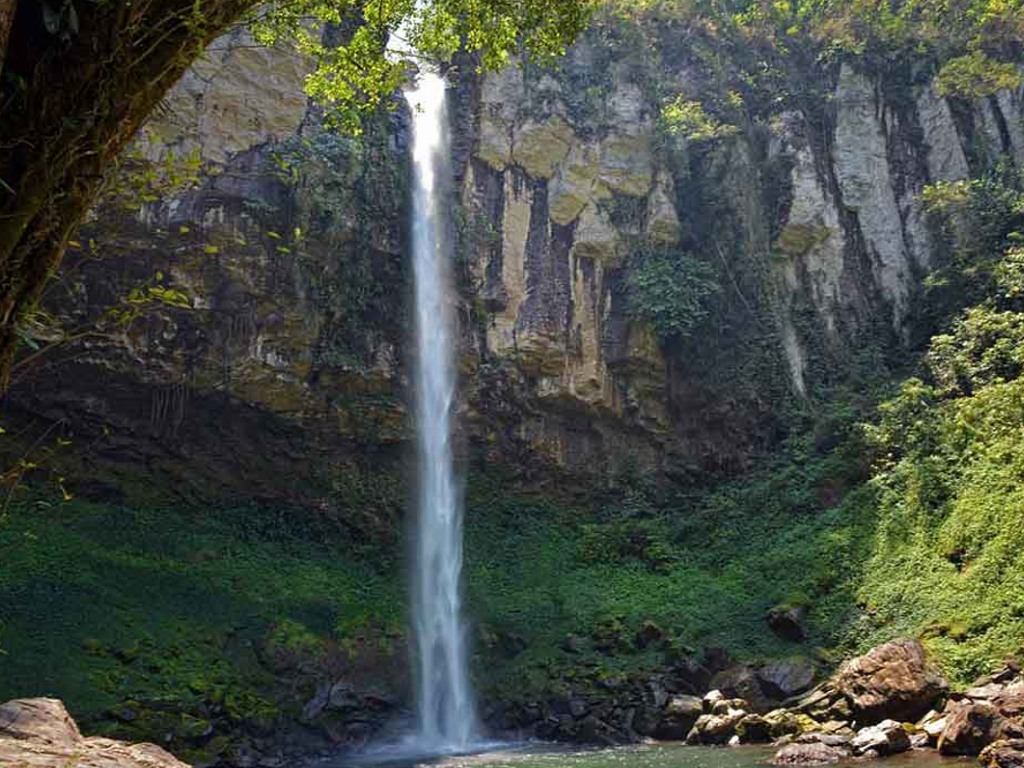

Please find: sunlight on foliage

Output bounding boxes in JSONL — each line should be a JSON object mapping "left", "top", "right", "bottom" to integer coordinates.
{"left": 248, "top": 0, "right": 594, "bottom": 133}
{"left": 937, "top": 51, "right": 1022, "bottom": 98}
{"left": 660, "top": 97, "right": 739, "bottom": 142}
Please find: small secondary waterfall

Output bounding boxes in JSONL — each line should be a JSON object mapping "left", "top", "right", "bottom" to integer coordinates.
{"left": 407, "top": 71, "right": 477, "bottom": 751}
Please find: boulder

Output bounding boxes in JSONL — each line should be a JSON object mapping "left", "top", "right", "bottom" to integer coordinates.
{"left": 653, "top": 695, "right": 704, "bottom": 740}
{"left": 917, "top": 709, "right": 948, "bottom": 746}
{"left": 759, "top": 658, "right": 817, "bottom": 699}
{"left": 910, "top": 731, "right": 930, "bottom": 749}
{"left": 795, "top": 685, "right": 849, "bottom": 722}
{"left": 851, "top": 719, "right": 912, "bottom": 756}
{"left": 971, "top": 684, "right": 1012, "bottom": 701}
{"left": 769, "top": 741, "right": 851, "bottom": 765}
{"left": 735, "top": 714, "right": 773, "bottom": 743}
{"left": 994, "top": 682, "right": 1024, "bottom": 718}
{"left": 710, "top": 665, "right": 774, "bottom": 712}
{"left": 939, "top": 701, "right": 1024, "bottom": 756}
{"left": 686, "top": 711, "right": 746, "bottom": 745}
{"left": 632, "top": 707, "right": 660, "bottom": 737}
{"left": 764, "top": 708, "right": 820, "bottom": 739}
{"left": 833, "top": 638, "right": 948, "bottom": 724}
{"left": 818, "top": 720, "right": 855, "bottom": 736}
{"left": 703, "top": 690, "right": 726, "bottom": 712}
{"left": 666, "top": 694, "right": 705, "bottom": 719}
{"left": 711, "top": 698, "right": 750, "bottom": 715}
{"left": 300, "top": 683, "right": 330, "bottom": 723}
{"left": 797, "top": 732, "right": 853, "bottom": 747}
{"left": 327, "top": 683, "right": 361, "bottom": 712}
{"left": 0, "top": 698, "right": 188, "bottom": 768}
{"left": 974, "top": 662, "right": 1022, "bottom": 688}
{"left": 767, "top": 605, "right": 807, "bottom": 642}
{"left": 981, "top": 739, "right": 1024, "bottom": 768}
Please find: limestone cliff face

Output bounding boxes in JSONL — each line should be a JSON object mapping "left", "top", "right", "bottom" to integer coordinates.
{"left": 8, "top": 28, "right": 1024, "bottom": 499}
{"left": 453, "top": 50, "right": 1024, "bottom": 472}
{"left": 456, "top": 61, "right": 673, "bottom": 474}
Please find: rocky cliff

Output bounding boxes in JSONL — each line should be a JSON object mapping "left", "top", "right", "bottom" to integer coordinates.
{"left": 6, "top": 20, "right": 1024, "bottom": 500}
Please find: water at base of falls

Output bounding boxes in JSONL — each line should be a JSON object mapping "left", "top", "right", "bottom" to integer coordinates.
{"left": 407, "top": 70, "right": 477, "bottom": 753}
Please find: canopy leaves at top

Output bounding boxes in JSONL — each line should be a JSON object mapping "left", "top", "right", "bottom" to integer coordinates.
{"left": 247, "top": 0, "right": 595, "bottom": 131}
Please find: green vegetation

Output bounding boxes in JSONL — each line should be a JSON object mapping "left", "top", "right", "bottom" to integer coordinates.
{"left": 847, "top": 239, "right": 1024, "bottom": 681}
{"left": 660, "top": 98, "right": 740, "bottom": 143}
{"left": 5, "top": 272, "right": 1024, "bottom": 724}
{"left": 625, "top": 247, "right": 720, "bottom": 342}
{"left": 464, "top": 164, "right": 1024, "bottom": 699}
{"left": 5, "top": 0, "right": 1024, "bottom": 755}
{"left": 463, "top": 461, "right": 872, "bottom": 700}
{"left": 250, "top": 0, "right": 594, "bottom": 133}
{"left": 0, "top": 499, "right": 402, "bottom": 759}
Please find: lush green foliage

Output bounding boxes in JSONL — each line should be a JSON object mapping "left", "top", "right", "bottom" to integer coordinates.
{"left": 936, "top": 51, "right": 1023, "bottom": 98}
{"left": 0, "top": 499, "right": 402, "bottom": 758}
{"left": 847, "top": 236, "right": 1024, "bottom": 680}
{"left": 660, "top": 98, "right": 740, "bottom": 142}
{"left": 626, "top": 248, "right": 720, "bottom": 342}
{"left": 596, "top": 0, "right": 1023, "bottom": 155}
{"left": 920, "top": 165, "right": 1024, "bottom": 327}
{"left": 250, "top": 0, "right": 594, "bottom": 132}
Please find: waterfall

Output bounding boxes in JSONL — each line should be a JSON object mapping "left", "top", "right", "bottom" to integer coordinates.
{"left": 407, "top": 70, "right": 477, "bottom": 751}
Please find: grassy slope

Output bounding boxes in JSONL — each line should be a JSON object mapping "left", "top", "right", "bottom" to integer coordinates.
{"left": 848, "top": 377, "right": 1024, "bottom": 681}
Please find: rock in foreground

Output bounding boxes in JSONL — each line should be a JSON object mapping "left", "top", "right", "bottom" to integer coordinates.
{"left": 851, "top": 719, "right": 911, "bottom": 756}
{"left": 980, "top": 739, "right": 1024, "bottom": 768}
{"left": 0, "top": 698, "right": 188, "bottom": 768}
{"left": 769, "top": 740, "right": 851, "bottom": 765}
{"left": 833, "top": 638, "right": 948, "bottom": 724}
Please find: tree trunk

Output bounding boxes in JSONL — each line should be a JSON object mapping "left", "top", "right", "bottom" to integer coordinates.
{"left": 0, "top": 0, "right": 258, "bottom": 387}
{"left": 0, "top": 0, "right": 15, "bottom": 75}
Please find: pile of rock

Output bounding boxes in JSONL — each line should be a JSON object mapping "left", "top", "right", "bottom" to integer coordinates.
{"left": 759, "top": 638, "right": 1024, "bottom": 766}
{"left": 0, "top": 697, "right": 189, "bottom": 768}
{"left": 485, "top": 653, "right": 819, "bottom": 744}
{"left": 930, "top": 659, "right": 1024, "bottom": 759}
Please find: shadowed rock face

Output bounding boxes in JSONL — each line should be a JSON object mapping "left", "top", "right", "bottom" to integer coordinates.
{"left": 0, "top": 698, "right": 188, "bottom": 768}
{"left": 9, "top": 23, "right": 1024, "bottom": 501}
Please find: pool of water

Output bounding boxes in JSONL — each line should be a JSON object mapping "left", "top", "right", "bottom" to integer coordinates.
{"left": 310, "top": 742, "right": 969, "bottom": 768}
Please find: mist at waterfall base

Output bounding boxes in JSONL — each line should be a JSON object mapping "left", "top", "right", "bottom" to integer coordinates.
{"left": 407, "top": 70, "right": 477, "bottom": 753}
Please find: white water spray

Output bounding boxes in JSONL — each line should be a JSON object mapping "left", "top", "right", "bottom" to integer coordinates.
{"left": 407, "top": 70, "right": 477, "bottom": 751}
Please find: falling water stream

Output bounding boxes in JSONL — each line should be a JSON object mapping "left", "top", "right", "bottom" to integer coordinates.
{"left": 407, "top": 70, "right": 477, "bottom": 752}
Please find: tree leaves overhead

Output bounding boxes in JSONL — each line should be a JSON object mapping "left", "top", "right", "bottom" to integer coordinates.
{"left": 249, "top": 0, "right": 594, "bottom": 132}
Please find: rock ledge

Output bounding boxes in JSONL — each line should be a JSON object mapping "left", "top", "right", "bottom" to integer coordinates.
{"left": 0, "top": 697, "right": 188, "bottom": 768}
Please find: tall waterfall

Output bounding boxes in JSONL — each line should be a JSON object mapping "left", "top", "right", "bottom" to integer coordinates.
{"left": 407, "top": 71, "right": 477, "bottom": 751}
